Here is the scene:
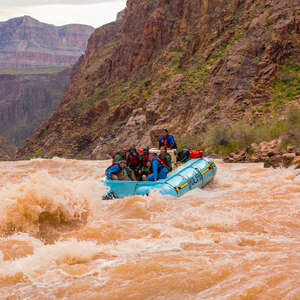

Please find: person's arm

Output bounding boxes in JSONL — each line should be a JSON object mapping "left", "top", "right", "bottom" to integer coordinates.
{"left": 131, "top": 170, "right": 137, "bottom": 181}
{"left": 167, "top": 135, "right": 176, "bottom": 148}
{"left": 106, "top": 164, "right": 120, "bottom": 179}
{"left": 159, "top": 136, "right": 164, "bottom": 148}
{"left": 166, "top": 154, "right": 172, "bottom": 171}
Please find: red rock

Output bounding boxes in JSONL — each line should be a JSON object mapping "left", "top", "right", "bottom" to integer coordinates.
{"left": 292, "top": 156, "right": 300, "bottom": 169}
{"left": 0, "top": 16, "right": 94, "bottom": 68}
{"left": 282, "top": 153, "right": 296, "bottom": 167}
{"left": 15, "top": 0, "right": 300, "bottom": 160}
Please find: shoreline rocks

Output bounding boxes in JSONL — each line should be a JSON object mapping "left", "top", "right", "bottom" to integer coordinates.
{"left": 224, "top": 139, "right": 300, "bottom": 168}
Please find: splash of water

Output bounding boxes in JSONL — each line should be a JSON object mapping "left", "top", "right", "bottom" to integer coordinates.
{"left": 0, "top": 158, "right": 299, "bottom": 299}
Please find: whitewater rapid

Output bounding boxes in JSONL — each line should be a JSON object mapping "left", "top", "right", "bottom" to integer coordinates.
{"left": 0, "top": 158, "right": 299, "bottom": 299}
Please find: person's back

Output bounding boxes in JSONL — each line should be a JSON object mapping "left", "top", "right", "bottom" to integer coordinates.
{"left": 112, "top": 148, "right": 127, "bottom": 163}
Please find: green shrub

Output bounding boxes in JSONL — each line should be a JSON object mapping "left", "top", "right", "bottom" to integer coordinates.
{"left": 176, "top": 134, "right": 202, "bottom": 151}
{"left": 231, "top": 121, "right": 256, "bottom": 149}
{"left": 203, "top": 123, "right": 236, "bottom": 154}
{"left": 285, "top": 107, "right": 300, "bottom": 147}
{"left": 202, "top": 109, "right": 300, "bottom": 154}
{"left": 34, "top": 151, "right": 42, "bottom": 158}
{"left": 272, "top": 64, "right": 300, "bottom": 103}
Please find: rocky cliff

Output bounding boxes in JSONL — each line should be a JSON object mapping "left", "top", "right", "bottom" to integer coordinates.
{"left": 17, "top": 0, "right": 300, "bottom": 160}
{"left": 0, "top": 16, "right": 94, "bottom": 68}
{"left": 0, "top": 136, "right": 16, "bottom": 160}
{"left": 0, "top": 68, "right": 71, "bottom": 146}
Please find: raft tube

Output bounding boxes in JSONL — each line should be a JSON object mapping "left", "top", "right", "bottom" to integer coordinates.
{"left": 103, "top": 157, "right": 217, "bottom": 199}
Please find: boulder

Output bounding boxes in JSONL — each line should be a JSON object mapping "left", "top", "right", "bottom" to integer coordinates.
{"left": 292, "top": 156, "right": 300, "bottom": 169}
{"left": 282, "top": 153, "right": 296, "bottom": 167}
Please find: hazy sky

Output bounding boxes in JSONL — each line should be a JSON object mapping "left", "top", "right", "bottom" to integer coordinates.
{"left": 0, "top": 0, "right": 127, "bottom": 28}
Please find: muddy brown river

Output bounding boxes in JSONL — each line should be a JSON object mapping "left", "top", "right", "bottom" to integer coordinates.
{"left": 0, "top": 158, "right": 299, "bottom": 299}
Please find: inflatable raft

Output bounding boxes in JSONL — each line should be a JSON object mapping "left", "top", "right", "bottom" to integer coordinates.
{"left": 103, "top": 157, "right": 217, "bottom": 199}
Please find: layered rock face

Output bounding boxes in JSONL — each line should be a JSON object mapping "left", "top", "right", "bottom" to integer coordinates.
{"left": 0, "top": 16, "right": 94, "bottom": 68}
{"left": 0, "top": 16, "right": 94, "bottom": 147}
{"left": 0, "top": 136, "right": 16, "bottom": 160}
{"left": 17, "top": 0, "right": 300, "bottom": 159}
{"left": 0, "top": 69, "right": 71, "bottom": 146}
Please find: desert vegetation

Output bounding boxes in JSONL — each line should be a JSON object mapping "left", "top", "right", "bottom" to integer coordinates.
{"left": 202, "top": 108, "right": 300, "bottom": 155}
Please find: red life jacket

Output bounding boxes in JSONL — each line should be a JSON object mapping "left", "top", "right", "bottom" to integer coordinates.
{"left": 129, "top": 154, "right": 139, "bottom": 167}
{"left": 156, "top": 157, "right": 167, "bottom": 167}
{"left": 158, "top": 155, "right": 167, "bottom": 166}
{"left": 141, "top": 154, "right": 149, "bottom": 166}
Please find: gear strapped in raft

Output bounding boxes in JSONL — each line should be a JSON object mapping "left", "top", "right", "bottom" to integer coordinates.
{"left": 102, "top": 156, "right": 217, "bottom": 199}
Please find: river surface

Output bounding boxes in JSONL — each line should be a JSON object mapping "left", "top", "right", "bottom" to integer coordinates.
{"left": 0, "top": 158, "right": 299, "bottom": 299}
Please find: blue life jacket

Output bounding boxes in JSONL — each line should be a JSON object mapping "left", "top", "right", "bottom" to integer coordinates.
{"left": 159, "top": 134, "right": 177, "bottom": 149}
{"left": 106, "top": 162, "right": 122, "bottom": 179}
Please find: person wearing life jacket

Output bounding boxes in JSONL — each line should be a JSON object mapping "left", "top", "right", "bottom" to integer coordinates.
{"left": 159, "top": 146, "right": 172, "bottom": 171}
{"left": 137, "top": 147, "right": 150, "bottom": 181}
{"left": 106, "top": 160, "right": 137, "bottom": 181}
{"left": 159, "top": 129, "right": 177, "bottom": 149}
{"left": 139, "top": 147, "right": 149, "bottom": 167}
{"left": 106, "top": 160, "right": 128, "bottom": 181}
{"left": 126, "top": 146, "right": 140, "bottom": 173}
{"left": 138, "top": 160, "right": 152, "bottom": 181}
{"left": 112, "top": 148, "right": 128, "bottom": 163}
{"left": 146, "top": 153, "right": 169, "bottom": 181}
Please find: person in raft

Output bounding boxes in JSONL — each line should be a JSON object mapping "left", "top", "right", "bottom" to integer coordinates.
{"left": 146, "top": 153, "right": 169, "bottom": 181}
{"left": 138, "top": 160, "right": 152, "bottom": 181}
{"left": 112, "top": 147, "right": 128, "bottom": 163}
{"left": 126, "top": 146, "right": 140, "bottom": 176}
{"left": 106, "top": 160, "right": 137, "bottom": 181}
{"left": 159, "top": 129, "right": 177, "bottom": 149}
{"left": 159, "top": 146, "right": 172, "bottom": 171}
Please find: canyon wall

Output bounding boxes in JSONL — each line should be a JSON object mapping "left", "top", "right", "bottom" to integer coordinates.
{"left": 0, "top": 136, "right": 16, "bottom": 160}
{"left": 0, "top": 16, "right": 94, "bottom": 68}
{"left": 16, "top": 0, "right": 300, "bottom": 159}
{"left": 0, "top": 16, "right": 94, "bottom": 149}
{"left": 0, "top": 69, "right": 71, "bottom": 146}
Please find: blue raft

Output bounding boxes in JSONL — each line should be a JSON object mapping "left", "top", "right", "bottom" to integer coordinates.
{"left": 103, "top": 157, "right": 217, "bottom": 199}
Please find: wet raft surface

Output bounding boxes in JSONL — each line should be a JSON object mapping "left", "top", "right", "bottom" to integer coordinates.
{"left": 0, "top": 158, "right": 299, "bottom": 299}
